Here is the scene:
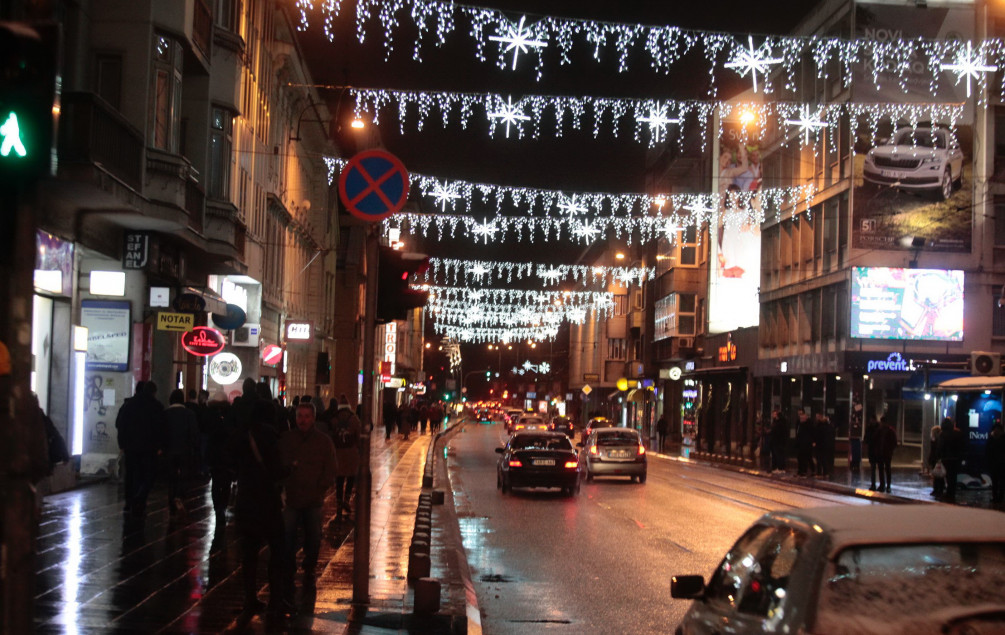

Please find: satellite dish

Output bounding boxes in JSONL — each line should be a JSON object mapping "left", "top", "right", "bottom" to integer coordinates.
{"left": 211, "top": 304, "right": 247, "bottom": 331}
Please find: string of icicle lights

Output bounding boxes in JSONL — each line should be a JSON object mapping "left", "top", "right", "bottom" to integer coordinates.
{"left": 434, "top": 323, "right": 561, "bottom": 344}
{"left": 429, "top": 302, "right": 595, "bottom": 328}
{"left": 348, "top": 88, "right": 963, "bottom": 149}
{"left": 295, "top": 0, "right": 1005, "bottom": 101}
{"left": 422, "top": 258, "right": 653, "bottom": 287}
{"left": 425, "top": 285, "right": 613, "bottom": 308}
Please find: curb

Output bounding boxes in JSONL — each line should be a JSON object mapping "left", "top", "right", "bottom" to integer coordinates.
{"left": 652, "top": 451, "right": 933, "bottom": 505}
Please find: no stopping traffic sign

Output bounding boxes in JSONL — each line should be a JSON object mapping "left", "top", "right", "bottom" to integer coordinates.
{"left": 338, "top": 149, "right": 410, "bottom": 222}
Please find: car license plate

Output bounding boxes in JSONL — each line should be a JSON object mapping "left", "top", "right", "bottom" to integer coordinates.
{"left": 610, "top": 450, "right": 630, "bottom": 458}
{"left": 533, "top": 459, "right": 555, "bottom": 466}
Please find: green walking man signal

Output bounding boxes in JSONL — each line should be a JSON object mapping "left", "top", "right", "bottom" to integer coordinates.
{"left": 0, "top": 112, "right": 27, "bottom": 158}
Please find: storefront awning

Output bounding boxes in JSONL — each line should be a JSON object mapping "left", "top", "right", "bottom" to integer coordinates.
{"left": 934, "top": 376, "right": 1005, "bottom": 392}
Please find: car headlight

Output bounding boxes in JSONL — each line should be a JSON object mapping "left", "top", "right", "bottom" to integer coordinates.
{"left": 918, "top": 156, "right": 941, "bottom": 167}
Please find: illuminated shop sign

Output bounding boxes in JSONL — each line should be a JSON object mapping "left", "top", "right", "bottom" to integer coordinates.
{"left": 181, "top": 327, "right": 226, "bottom": 357}
{"left": 286, "top": 322, "right": 312, "bottom": 340}
{"left": 718, "top": 341, "right": 737, "bottom": 362}
{"left": 866, "top": 352, "right": 917, "bottom": 374}
{"left": 384, "top": 322, "right": 397, "bottom": 376}
{"left": 209, "top": 352, "right": 242, "bottom": 385}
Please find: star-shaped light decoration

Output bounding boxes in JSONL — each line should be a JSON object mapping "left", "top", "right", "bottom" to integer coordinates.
{"left": 429, "top": 180, "right": 462, "bottom": 211}
{"left": 488, "top": 15, "right": 548, "bottom": 71}
{"left": 538, "top": 267, "right": 564, "bottom": 282}
{"left": 556, "top": 194, "right": 589, "bottom": 216}
{"left": 574, "top": 220, "right": 602, "bottom": 242}
{"left": 471, "top": 218, "right": 498, "bottom": 244}
{"left": 724, "top": 35, "right": 782, "bottom": 93}
{"left": 784, "top": 105, "right": 830, "bottom": 145}
{"left": 683, "top": 200, "right": 719, "bottom": 222}
{"left": 487, "top": 96, "right": 531, "bottom": 138}
{"left": 637, "top": 103, "right": 681, "bottom": 144}
{"left": 941, "top": 41, "right": 997, "bottom": 98}
{"left": 539, "top": 361, "right": 551, "bottom": 374}
{"left": 522, "top": 360, "right": 534, "bottom": 372}
{"left": 468, "top": 264, "right": 490, "bottom": 278}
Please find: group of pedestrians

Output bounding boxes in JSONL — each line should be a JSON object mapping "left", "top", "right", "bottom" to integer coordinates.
{"left": 753, "top": 408, "right": 838, "bottom": 477}
{"left": 115, "top": 378, "right": 364, "bottom": 621}
{"left": 383, "top": 399, "right": 444, "bottom": 441}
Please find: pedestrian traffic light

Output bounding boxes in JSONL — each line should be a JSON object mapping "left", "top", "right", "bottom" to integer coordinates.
{"left": 485, "top": 371, "right": 491, "bottom": 379}
{"left": 0, "top": 21, "right": 59, "bottom": 186}
{"left": 376, "top": 245, "right": 429, "bottom": 322}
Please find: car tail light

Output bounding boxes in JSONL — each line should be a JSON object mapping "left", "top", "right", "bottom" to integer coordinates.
{"left": 638, "top": 444, "right": 646, "bottom": 456}
{"left": 508, "top": 459, "right": 523, "bottom": 468}
{"left": 564, "top": 460, "right": 578, "bottom": 469}
{"left": 516, "top": 424, "right": 525, "bottom": 430}
{"left": 589, "top": 445, "right": 598, "bottom": 455}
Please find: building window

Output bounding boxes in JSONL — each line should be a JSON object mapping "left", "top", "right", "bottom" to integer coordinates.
{"left": 149, "top": 35, "right": 183, "bottom": 152}
{"left": 613, "top": 294, "right": 628, "bottom": 316}
{"left": 608, "top": 338, "right": 626, "bottom": 360}
{"left": 680, "top": 225, "right": 697, "bottom": 266}
{"left": 208, "top": 107, "right": 233, "bottom": 199}
{"left": 95, "top": 53, "right": 122, "bottom": 111}
{"left": 215, "top": 0, "right": 243, "bottom": 33}
{"left": 993, "top": 296, "right": 1005, "bottom": 337}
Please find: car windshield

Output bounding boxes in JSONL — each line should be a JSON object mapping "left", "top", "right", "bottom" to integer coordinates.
{"left": 892, "top": 129, "right": 946, "bottom": 149}
{"left": 816, "top": 542, "right": 1005, "bottom": 634}
{"left": 511, "top": 436, "right": 573, "bottom": 451}
{"left": 596, "top": 432, "right": 638, "bottom": 445}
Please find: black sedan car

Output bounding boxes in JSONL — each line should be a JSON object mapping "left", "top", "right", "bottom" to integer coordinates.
{"left": 496, "top": 431, "right": 581, "bottom": 496}
{"left": 548, "top": 415, "right": 575, "bottom": 437}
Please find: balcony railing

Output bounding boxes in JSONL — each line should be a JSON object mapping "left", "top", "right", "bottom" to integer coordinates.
{"left": 58, "top": 91, "right": 143, "bottom": 190}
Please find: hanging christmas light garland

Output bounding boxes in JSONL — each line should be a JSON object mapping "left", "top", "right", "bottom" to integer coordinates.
{"left": 422, "top": 257, "right": 653, "bottom": 287}
{"left": 324, "top": 156, "right": 817, "bottom": 230}
{"left": 434, "top": 323, "right": 562, "bottom": 344}
{"left": 425, "top": 284, "right": 613, "bottom": 308}
{"left": 430, "top": 303, "right": 591, "bottom": 327}
{"left": 296, "top": 0, "right": 1005, "bottom": 101}
{"left": 348, "top": 87, "right": 963, "bottom": 149}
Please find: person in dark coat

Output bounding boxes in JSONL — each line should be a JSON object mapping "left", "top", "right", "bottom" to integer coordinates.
{"left": 115, "top": 381, "right": 164, "bottom": 517}
{"left": 419, "top": 402, "right": 429, "bottom": 435}
{"left": 795, "top": 408, "right": 814, "bottom": 476}
{"left": 876, "top": 415, "right": 898, "bottom": 493}
{"left": 229, "top": 398, "right": 288, "bottom": 618}
{"left": 429, "top": 401, "right": 444, "bottom": 434}
{"left": 864, "top": 415, "right": 881, "bottom": 490}
{"left": 205, "top": 398, "right": 235, "bottom": 522}
{"left": 384, "top": 399, "right": 398, "bottom": 440}
{"left": 398, "top": 401, "right": 415, "bottom": 440}
{"left": 985, "top": 422, "right": 1004, "bottom": 505}
{"left": 814, "top": 414, "right": 835, "bottom": 478}
{"left": 928, "top": 425, "right": 945, "bottom": 498}
{"left": 163, "top": 388, "right": 200, "bottom": 514}
{"left": 939, "top": 417, "right": 965, "bottom": 501}
{"left": 656, "top": 415, "right": 668, "bottom": 453}
{"left": 769, "top": 409, "right": 789, "bottom": 472}
{"left": 329, "top": 394, "right": 362, "bottom": 523}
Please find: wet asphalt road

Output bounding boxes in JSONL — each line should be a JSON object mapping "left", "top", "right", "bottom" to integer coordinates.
{"left": 445, "top": 421, "right": 874, "bottom": 635}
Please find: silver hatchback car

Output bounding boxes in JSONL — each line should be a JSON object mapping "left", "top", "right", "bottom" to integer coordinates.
{"left": 671, "top": 505, "right": 1005, "bottom": 634}
{"left": 580, "top": 427, "right": 647, "bottom": 483}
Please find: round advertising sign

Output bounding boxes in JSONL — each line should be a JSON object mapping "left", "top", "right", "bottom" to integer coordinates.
{"left": 209, "top": 352, "right": 243, "bottom": 385}
{"left": 211, "top": 303, "right": 247, "bottom": 330}
{"left": 181, "top": 326, "right": 226, "bottom": 357}
{"left": 261, "top": 344, "right": 283, "bottom": 366}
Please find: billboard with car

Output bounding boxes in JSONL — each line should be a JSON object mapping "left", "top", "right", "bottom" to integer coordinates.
{"left": 851, "top": 2, "right": 973, "bottom": 253}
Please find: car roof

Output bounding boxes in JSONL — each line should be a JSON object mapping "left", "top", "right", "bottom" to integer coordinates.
{"left": 510, "top": 430, "right": 569, "bottom": 439}
{"left": 766, "top": 505, "right": 1005, "bottom": 556}
{"left": 594, "top": 427, "right": 638, "bottom": 435}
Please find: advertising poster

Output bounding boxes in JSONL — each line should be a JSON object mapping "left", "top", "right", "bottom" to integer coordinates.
{"left": 709, "top": 120, "right": 761, "bottom": 334}
{"left": 851, "top": 2, "right": 973, "bottom": 253}
{"left": 850, "top": 267, "right": 964, "bottom": 341}
{"left": 81, "top": 300, "right": 131, "bottom": 371}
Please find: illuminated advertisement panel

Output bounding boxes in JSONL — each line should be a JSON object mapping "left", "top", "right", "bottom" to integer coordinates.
{"left": 850, "top": 267, "right": 964, "bottom": 341}
{"left": 709, "top": 119, "right": 761, "bottom": 334}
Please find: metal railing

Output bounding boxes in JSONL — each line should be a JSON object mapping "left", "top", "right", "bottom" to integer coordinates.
{"left": 58, "top": 91, "right": 143, "bottom": 190}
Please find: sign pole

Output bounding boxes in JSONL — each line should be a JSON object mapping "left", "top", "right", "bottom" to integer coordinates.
{"left": 350, "top": 223, "right": 378, "bottom": 621}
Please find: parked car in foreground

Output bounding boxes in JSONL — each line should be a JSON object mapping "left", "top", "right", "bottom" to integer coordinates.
{"left": 581, "top": 427, "right": 646, "bottom": 483}
{"left": 671, "top": 505, "right": 1005, "bottom": 634}
{"left": 496, "top": 431, "right": 581, "bottom": 496}
{"left": 862, "top": 126, "right": 963, "bottom": 200}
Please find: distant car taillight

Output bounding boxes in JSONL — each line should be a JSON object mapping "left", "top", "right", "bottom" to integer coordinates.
{"left": 508, "top": 459, "right": 523, "bottom": 467}
{"left": 638, "top": 444, "right": 646, "bottom": 456}
{"left": 589, "top": 445, "right": 598, "bottom": 455}
{"left": 564, "top": 460, "right": 578, "bottom": 469}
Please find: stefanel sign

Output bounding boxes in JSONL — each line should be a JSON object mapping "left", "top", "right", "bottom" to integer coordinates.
{"left": 181, "top": 326, "right": 226, "bottom": 357}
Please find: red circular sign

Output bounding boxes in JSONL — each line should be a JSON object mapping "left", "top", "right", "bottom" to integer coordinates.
{"left": 181, "top": 327, "right": 226, "bottom": 357}
{"left": 338, "top": 150, "right": 409, "bottom": 222}
{"left": 261, "top": 344, "right": 283, "bottom": 366}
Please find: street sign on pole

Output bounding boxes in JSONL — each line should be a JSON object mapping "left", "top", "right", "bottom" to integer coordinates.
{"left": 582, "top": 384, "right": 592, "bottom": 395}
{"left": 338, "top": 149, "right": 409, "bottom": 222}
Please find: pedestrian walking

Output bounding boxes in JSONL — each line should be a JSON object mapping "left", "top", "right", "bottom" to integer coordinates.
{"left": 928, "top": 425, "right": 945, "bottom": 498}
{"left": 115, "top": 381, "right": 164, "bottom": 517}
{"left": 419, "top": 402, "right": 429, "bottom": 435}
{"left": 384, "top": 399, "right": 398, "bottom": 440}
{"left": 205, "top": 397, "right": 235, "bottom": 523}
{"left": 876, "top": 415, "right": 897, "bottom": 493}
{"left": 938, "top": 417, "right": 965, "bottom": 501}
{"left": 329, "top": 394, "right": 362, "bottom": 523}
{"left": 795, "top": 409, "right": 814, "bottom": 476}
{"left": 230, "top": 398, "right": 288, "bottom": 619}
{"left": 865, "top": 415, "right": 881, "bottom": 490}
{"left": 279, "top": 401, "right": 336, "bottom": 611}
{"left": 656, "top": 415, "right": 668, "bottom": 453}
{"left": 398, "top": 401, "right": 415, "bottom": 440}
{"left": 430, "top": 401, "right": 443, "bottom": 434}
{"left": 814, "top": 414, "right": 835, "bottom": 478}
{"left": 162, "top": 389, "right": 200, "bottom": 515}
{"left": 985, "top": 422, "right": 1004, "bottom": 505}
{"left": 769, "top": 409, "right": 789, "bottom": 472}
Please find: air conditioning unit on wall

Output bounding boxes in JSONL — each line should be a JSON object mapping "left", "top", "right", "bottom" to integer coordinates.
{"left": 231, "top": 323, "right": 261, "bottom": 347}
{"left": 971, "top": 351, "right": 1001, "bottom": 376}
{"left": 678, "top": 337, "right": 694, "bottom": 349}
